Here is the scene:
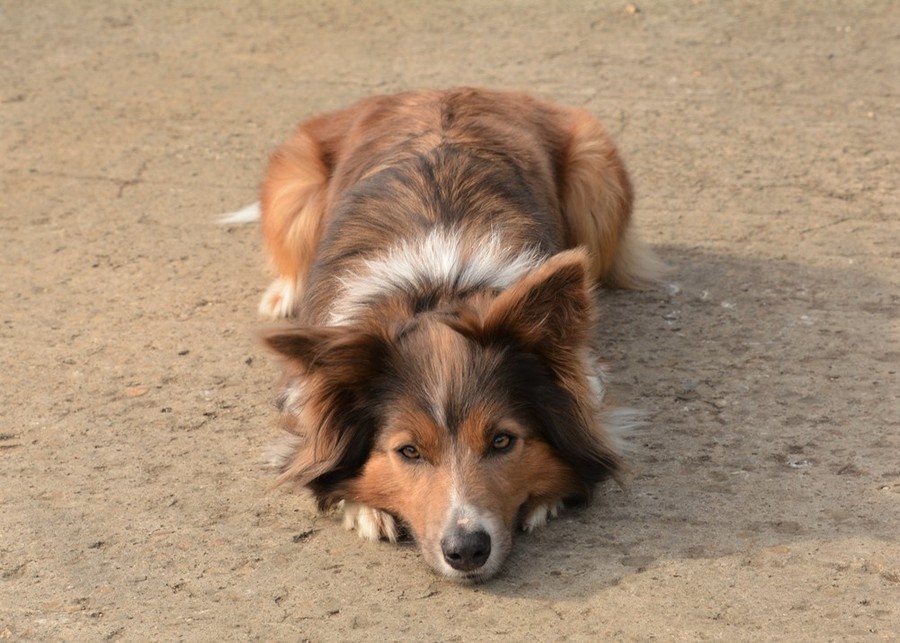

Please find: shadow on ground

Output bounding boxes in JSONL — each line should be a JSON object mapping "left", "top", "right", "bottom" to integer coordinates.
{"left": 470, "top": 245, "right": 898, "bottom": 600}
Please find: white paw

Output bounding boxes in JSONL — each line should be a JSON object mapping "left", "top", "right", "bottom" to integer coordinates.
{"left": 521, "top": 500, "right": 565, "bottom": 533}
{"left": 341, "top": 501, "right": 399, "bottom": 543}
{"left": 259, "top": 277, "right": 298, "bottom": 319}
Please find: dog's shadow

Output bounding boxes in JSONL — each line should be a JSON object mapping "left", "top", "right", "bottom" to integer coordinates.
{"left": 477, "top": 245, "right": 896, "bottom": 599}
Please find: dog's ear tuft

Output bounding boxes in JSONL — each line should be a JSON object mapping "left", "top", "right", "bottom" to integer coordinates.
{"left": 481, "top": 248, "right": 593, "bottom": 354}
{"left": 260, "top": 325, "right": 390, "bottom": 382}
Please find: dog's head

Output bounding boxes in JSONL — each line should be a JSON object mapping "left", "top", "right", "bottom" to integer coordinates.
{"left": 262, "top": 250, "right": 622, "bottom": 582}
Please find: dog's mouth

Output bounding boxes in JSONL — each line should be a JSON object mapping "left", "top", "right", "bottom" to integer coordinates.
{"left": 400, "top": 500, "right": 578, "bottom": 581}
{"left": 450, "top": 569, "right": 492, "bottom": 584}
{"left": 434, "top": 555, "right": 504, "bottom": 584}
{"left": 389, "top": 516, "right": 493, "bottom": 582}
{"left": 446, "top": 521, "right": 514, "bottom": 582}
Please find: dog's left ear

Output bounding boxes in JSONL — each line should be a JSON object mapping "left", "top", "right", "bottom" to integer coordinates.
{"left": 480, "top": 248, "right": 594, "bottom": 364}
{"left": 454, "top": 249, "right": 622, "bottom": 489}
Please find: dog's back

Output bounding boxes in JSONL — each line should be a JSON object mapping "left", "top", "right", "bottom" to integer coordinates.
{"left": 258, "top": 88, "right": 663, "bottom": 321}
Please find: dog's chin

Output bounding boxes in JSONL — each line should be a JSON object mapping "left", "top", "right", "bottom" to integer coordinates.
{"left": 430, "top": 559, "right": 504, "bottom": 584}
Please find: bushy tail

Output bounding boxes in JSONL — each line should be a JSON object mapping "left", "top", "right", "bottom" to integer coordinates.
{"left": 605, "top": 226, "right": 668, "bottom": 289}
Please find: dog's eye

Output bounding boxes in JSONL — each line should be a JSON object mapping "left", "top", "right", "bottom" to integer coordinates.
{"left": 491, "top": 433, "right": 515, "bottom": 452}
{"left": 398, "top": 445, "right": 421, "bottom": 460}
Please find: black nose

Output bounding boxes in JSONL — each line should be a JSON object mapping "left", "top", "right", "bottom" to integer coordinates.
{"left": 441, "top": 529, "right": 491, "bottom": 571}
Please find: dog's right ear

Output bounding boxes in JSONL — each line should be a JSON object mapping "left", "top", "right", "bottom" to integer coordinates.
{"left": 260, "top": 325, "right": 390, "bottom": 384}
{"left": 261, "top": 326, "right": 337, "bottom": 366}
{"left": 259, "top": 326, "right": 393, "bottom": 504}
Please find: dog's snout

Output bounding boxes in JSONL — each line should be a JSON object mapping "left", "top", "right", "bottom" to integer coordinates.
{"left": 441, "top": 529, "right": 492, "bottom": 572}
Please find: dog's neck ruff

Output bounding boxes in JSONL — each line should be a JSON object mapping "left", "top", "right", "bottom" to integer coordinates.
{"left": 328, "top": 228, "right": 545, "bottom": 326}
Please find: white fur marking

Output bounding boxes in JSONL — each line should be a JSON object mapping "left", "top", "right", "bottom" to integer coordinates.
{"left": 278, "top": 377, "right": 308, "bottom": 412}
{"left": 263, "top": 433, "right": 303, "bottom": 469}
{"left": 259, "top": 277, "right": 297, "bottom": 318}
{"left": 585, "top": 350, "right": 609, "bottom": 402}
{"left": 216, "top": 201, "right": 261, "bottom": 224}
{"left": 329, "top": 229, "right": 545, "bottom": 325}
{"left": 603, "top": 407, "right": 648, "bottom": 456}
{"left": 587, "top": 373, "right": 605, "bottom": 402}
{"left": 434, "top": 464, "right": 508, "bottom": 579}
{"left": 341, "top": 501, "right": 399, "bottom": 543}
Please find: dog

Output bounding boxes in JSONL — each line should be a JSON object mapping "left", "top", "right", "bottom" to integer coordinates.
{"left": 252, "top": 88, "right": 662, "bottom": 582}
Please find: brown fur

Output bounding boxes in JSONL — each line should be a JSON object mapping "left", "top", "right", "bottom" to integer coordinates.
{"left": 257, "top": 88, "right": 662, "bottom": 581}
{"left": 259, "top": 88, "right": 661, "bottom": 322}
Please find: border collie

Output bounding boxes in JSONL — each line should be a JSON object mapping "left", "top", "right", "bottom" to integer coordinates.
{"left": 250, "top": 88, "right": 662, "bottom": 582}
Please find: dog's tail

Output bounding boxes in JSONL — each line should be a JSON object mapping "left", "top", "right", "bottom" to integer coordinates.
{"left": 605, "top": 226, "right": 668, "bottom": 289}
{"left": 217, "top": 201, "right": 261, "bottom": 225}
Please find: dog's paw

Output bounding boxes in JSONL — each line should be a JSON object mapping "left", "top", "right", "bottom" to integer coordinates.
{"left": 341, "top": 501, "right": 399, "bottom": 543}
{"left": 521, "top": 500, "right": 565, "bottom": 533}
{"left": 259, "top": 278, "right": 298, "bottom": 318}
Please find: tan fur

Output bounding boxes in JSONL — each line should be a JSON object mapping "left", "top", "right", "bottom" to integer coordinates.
{"left": 559, "top": 110, "right": 631, "bottom": 281}
{"left": 346, "top": 432, "right": 582, "bottom": 573}
{"left": 259, "top": 129, "right": 329, "bottom": 315}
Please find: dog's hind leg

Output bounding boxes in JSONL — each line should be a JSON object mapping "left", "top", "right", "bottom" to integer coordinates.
{"left": 560, "top": 109, "right": 666, "bottom": 289}
{"left": 258, "top": 128, "right": 331, "bottom": 318}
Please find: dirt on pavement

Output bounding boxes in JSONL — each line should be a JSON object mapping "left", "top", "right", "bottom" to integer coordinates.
{"left": 1, "top": 1, "right": 898, "bottom": 640}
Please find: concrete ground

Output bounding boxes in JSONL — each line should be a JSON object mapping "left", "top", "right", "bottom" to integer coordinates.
{"left": 1, "top": 1, "right": 897, "bottom": 640}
